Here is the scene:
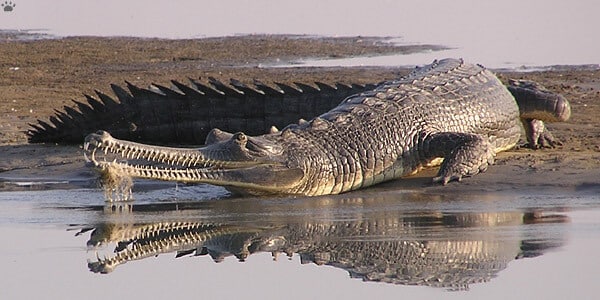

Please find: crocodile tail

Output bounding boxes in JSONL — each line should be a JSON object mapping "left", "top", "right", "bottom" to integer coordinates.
{"left": 27, "top": 88, "right": 128, "bottom": 144}
{"left": 507, "top": 79, "right": 571, "bottom": 122}
{"left": 27, "top": 79, "right": 374, "bottom": 145}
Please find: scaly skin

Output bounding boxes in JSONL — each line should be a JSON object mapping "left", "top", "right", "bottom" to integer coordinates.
{"left": 84, "top": 208, "right": 567, "bottom": 289}
{"left": 83, "top": 59, "right": 571, "bottom": 196}
{"left": 29, "top": 71, "right": 567, "bottom": 147}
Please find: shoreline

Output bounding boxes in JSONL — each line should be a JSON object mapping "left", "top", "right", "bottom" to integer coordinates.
{"left": 1, "top": 35, "right": 599, "bottom": 195}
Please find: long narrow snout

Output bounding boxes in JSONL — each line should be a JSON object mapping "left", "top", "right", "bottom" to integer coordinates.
{"left": 83, "top": 130, "right": 304, "bottom": 196}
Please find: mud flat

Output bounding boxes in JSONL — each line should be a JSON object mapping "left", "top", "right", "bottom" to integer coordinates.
{"left": 0, "top": 35, "right": 599, "bottom": 195}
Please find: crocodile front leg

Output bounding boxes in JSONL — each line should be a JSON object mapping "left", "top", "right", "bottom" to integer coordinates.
{"left": 423, "top": 132, "right": 496, "bottom": 185}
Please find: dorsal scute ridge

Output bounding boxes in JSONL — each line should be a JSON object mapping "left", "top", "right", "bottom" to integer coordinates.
{"left": 381, "top": 59, "right": 488, "bottom": 93}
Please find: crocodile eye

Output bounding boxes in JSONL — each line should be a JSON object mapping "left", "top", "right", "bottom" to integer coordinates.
{"left": 235, "top": 132, "right": 247, "bottom": 142}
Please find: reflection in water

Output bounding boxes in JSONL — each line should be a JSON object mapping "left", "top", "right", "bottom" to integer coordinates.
{"left": 77, "top": 196, "right": 567, "bottom": 290}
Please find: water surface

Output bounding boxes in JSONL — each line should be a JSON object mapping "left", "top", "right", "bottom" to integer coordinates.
{"left": 1, "top": 182, "right": 599, "bottom": 299}
{"left": 2, "top": 1, "right": 600, "bottom": 299}
{"left": 1, "top": 0, "right": 598, "bottom": 68}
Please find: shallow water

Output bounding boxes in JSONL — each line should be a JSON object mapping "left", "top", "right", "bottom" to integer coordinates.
{"left": 1, "top": 0, "right": 599, "bottom": 68}
{"left": 1, "top": 180, "right": 599, "bottom": 299}
{"left": 2, "top": 1, "right": 600, "bottom": 298}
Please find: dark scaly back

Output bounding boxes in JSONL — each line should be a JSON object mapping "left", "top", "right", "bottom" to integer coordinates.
{"left": 27, "top": 79, "right": 376, "bottom": 145}
{"left": 277, "top": 59, "right": 520, "bottom": 195}
{"left": 389, "top": 58, "right": 521, "bottom": 143}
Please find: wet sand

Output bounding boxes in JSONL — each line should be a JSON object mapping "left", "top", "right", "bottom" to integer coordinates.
{"left": 0, "top": 35, "right": 599, "bottom": 196}
{"left": 1, "top": 35, "right": 600, "bottom": 300}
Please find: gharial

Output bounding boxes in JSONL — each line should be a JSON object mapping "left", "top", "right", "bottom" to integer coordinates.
{"left": 67, "top": 59, "right": 570, "bottom": 196}
{"left": 82, "top": 208, "right": 565, "bottom": 290}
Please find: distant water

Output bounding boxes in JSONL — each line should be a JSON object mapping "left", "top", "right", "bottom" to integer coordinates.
{"left": 1, "top": 0, "right": 598, "bottom": 69}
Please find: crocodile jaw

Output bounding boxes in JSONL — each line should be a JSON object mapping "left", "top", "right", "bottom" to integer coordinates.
{"left": 83, "top": 131, "right": 304, "bottom": 197}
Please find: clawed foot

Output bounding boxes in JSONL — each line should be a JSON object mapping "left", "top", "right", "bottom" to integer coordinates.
{"left": 432, "top": 159, "right": 492, "bottom": 185}
{"left": 432, "top": 174, "right": 463, "bottom": 185}
{"left": 525, "top": 133, "right": 562, "bottom": 149}
{"left": 431, "top": 138, "right": 495, "bottom": 185}
{"left": 424, "top": 132, "right": 496, "bottom": 185}
{"left": 522, "top": 119, "right": 562, "bottom": 149}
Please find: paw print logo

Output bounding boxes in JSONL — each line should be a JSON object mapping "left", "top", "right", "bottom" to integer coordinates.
{"left": 2, "top": 1, "right": 16, "bottom": 12}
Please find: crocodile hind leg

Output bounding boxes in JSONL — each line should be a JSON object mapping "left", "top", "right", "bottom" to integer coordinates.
{"left": 423, "top": 132, "right": 496, "bottom": 185}
{"left": 521, "top": 118, "right": 561, "bottom": 149}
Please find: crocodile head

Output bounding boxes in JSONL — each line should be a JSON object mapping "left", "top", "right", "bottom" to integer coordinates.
{"left": 84, "top": 130, "right": 304, "bottom": 196}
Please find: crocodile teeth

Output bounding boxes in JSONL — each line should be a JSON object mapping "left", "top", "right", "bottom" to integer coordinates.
{"left": 91, "top": 148, "right": 97, "bottom": 163}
